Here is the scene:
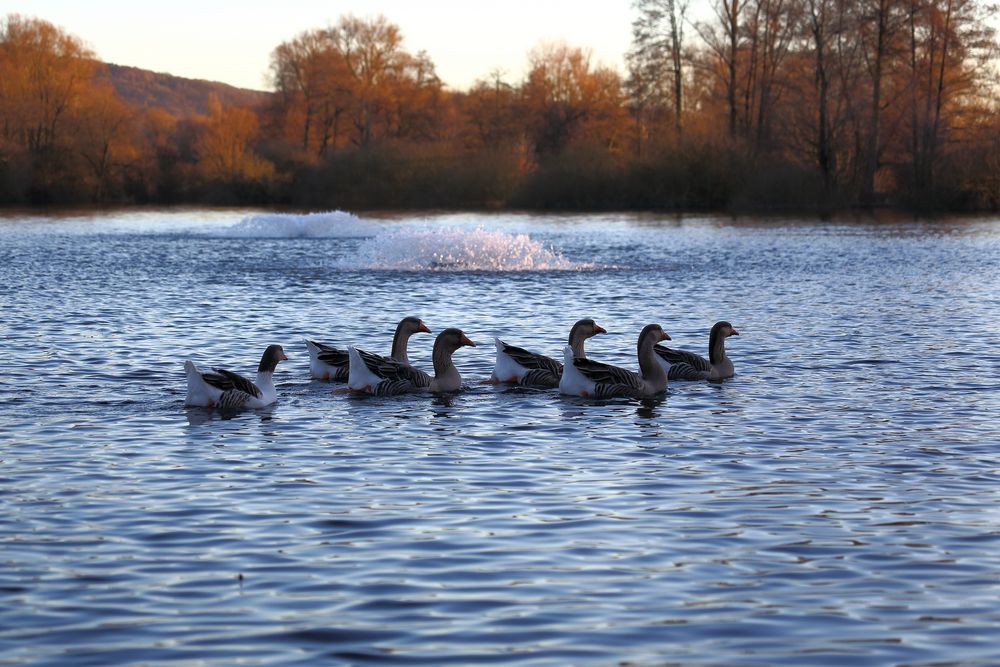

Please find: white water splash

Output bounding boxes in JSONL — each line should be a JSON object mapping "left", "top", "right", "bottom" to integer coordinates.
{"left": 215, "top": 210, "right": 380, "bottom": 238}
{"left": 340, "top": 226, "right": 588, "bottom": 272}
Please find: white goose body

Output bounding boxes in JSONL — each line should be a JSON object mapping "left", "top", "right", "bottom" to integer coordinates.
{"left": 560, "top": 324, "right": 671, "bottom": 399}
{"left": 306, "top": 316, "right": 430, "bottom": 381}
{"left": 304, "top": 339, "right": 349, "bottom": 381}
{"left": 492, "top": 319, "right": 606, "bottom": 388}
{"left": 348, "top": 328, "right": 475, "bottom": 396}
{"left": 654, "top": 321, "right": 739, "bottom": 381}
{"left": 184, "top": 345, "right": 287, "bottom": 409}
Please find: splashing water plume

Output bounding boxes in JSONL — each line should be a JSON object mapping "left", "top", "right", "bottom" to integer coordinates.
{"left": 216, "top": 210, "right": 378, "bottom": 238}
{"left": 341, "top": 226, "right": 587, "bottom": 271}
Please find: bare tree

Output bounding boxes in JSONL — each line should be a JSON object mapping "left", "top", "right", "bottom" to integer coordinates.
{"left": 695, "top": 0, "right": 749, "bottom": 137}
{"left": 857, "top": 0, "right": 905, "bottom": 203}
{"left": 628, "top": 0, "right": 689, "bottom": 147}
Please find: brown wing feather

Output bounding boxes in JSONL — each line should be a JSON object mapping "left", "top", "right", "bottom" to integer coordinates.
{"left": 210, "top": 369, "right": 262, "bottom": 399}
{"left": 571, "top": 357, "right": 642, "bottom": 392}
{"left": 498, "top": 341, "right": 563, "bottom": 376}
{"left": 357, "top": 349, "right": 431, "bottom": 387}
{"left": 312, "top": 341, "right": 349, "bottom": 367}
{"left": 654, "top": 345, "right": 711, "bottom": 372}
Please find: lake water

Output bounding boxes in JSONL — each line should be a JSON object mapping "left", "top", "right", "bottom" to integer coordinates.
{"left": 2, "top": 208, "right": 999, "bottom": 666}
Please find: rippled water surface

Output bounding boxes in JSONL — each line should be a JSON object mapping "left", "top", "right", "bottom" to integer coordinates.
{"left": 2, "top": 209, "right": 1000, "bottom": 666}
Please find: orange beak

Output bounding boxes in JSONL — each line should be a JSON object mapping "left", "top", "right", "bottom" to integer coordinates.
{"left": 730, "top": 328, "right": 739, "bottom": 336}
{"left": 460, "top": 334, "right": 476, "bottom": 347}
{"left": 280, "top": 352, "right": 289, "bottom": 361}
{"left": 660, "top": 331, "right": 672, "bottom": 342}
{"left": 593, "top": 324, "right": 607, "bottom": 335}
{"left": 418, "top": 322, "right": 432, "bottom": 334}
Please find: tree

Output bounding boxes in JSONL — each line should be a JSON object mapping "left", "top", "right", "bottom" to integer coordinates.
{"left": 695, "top": 0, "right": 750, "bottom": 137}
{"left": 0, "top": 14, "right": 98, "bottom": 198}
{"left": 521, "top": 43, "right": 627, "bottom": 158}
{"left": 72, "top": 80, "right": 138, "bottom": 201}
{"left": 857, "top": 0, "right": 907, "bottom": 203}
{"left": 462, "top": 69, "right": 521, "bottom": 151}
{"left": 628, "top": 0, "right": 689, "bottom": 147}
{"left": 268, "top": 15, "right": 443, "bottom": 153}
{"left": 269, "top": 29, "right": 350, "bottom": 158}
{"left": 742, "top": 0, "right": 801, "bottom": 152}
{"left": 328, "top": 14, "right": 407, "bottom": 147}
{"left": 195, "top": 95, "right": 274, "bottom": 189}
{"left": 902, "top": 0, "right": 995, "bottom": 205}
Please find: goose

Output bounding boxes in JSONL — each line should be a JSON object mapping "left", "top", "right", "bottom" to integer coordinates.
{"left": 654, "top": 321, "right": 739, "bottom": 380}
{"left": 305, "top": 316, "right": 431, "bottom": 380}
{"left": 492, "top": 319, "right": 607, "bottom": 387}
{"left": 184, "top": 344, "right": 288, "bottom": 409}
{"left": 559, "top": 324, "right": 671, "bottom": 399}
{"left": 348, "top": 328, "right": 476, "bottom": 396}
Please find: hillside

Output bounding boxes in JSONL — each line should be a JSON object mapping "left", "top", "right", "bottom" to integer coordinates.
{"left": 104, "top": 64, "right": 272, "bottom": 118}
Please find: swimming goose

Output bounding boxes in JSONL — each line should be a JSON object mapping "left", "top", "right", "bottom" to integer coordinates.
{"left": 184, "top": 344, "right": 288, "bottom": 409}
{"left": 654, "top": 321, "right": 739, "bottom": 380}
{"left": 348, "top": 328, "right": 476, "bottom": 396}
{"left": 560, "top": 324, "right": 671, "bottom": 399}
{"left": 492, "top": 318, "right": 607, "bottom": 387}
{"left": 305, "top": 316, "right": 431, "bottom": 380}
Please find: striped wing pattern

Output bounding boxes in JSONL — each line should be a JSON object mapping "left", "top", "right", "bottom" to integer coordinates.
{"left": 201, "top": 368, "right": 262, "bottom": 409}
{"left": 519, "top": 368, "right": 560, "bottom": 388}
{"left": 358, "top": 348, "right": 432, "bottom": 388}
{"left": 310, "top": 340, "right": 350, "bottom": 379}
{"left": 201, "top": 369, "right": 263, "bottom": 398}
{"left": 371, "top": 379, "right": 421, "bottom": 397}
{"left": 314, "top": 342, "right": 349, "bottom": 366}
{"left": 571, "top": 357, "right": 643, "bottom": 398}
{"left": 654, "top": 345, "right": 712, "bottom": 380}
{"left": 498, "top": 340, "right": 562, "bottom": 387}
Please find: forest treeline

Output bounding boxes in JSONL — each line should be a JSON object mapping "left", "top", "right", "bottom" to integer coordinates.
{"left": 1, "top": 4, "right": 999, "bottom": 212}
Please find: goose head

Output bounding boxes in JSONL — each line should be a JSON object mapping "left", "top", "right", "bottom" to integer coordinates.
{"left": 708, "top": 321, "right": 738, "bottom": 365}
{"left": 569, "top": 318, "right": 607, "bottom": 342}
{"left": 398, "top": 316, "right": 432, "bottom": 336}
{"left": 434, "top": 328, "right": 477, "bottom": 355}
{"left": 712, "top": 321, "right": 739, "bottom": 338}
{"left": 258, "top": 344, "right": 289, "bottom": 373}
{"left": 391, "top": 316, "right": 432, "bottom": 362}
{"left": 568, "top": 318, "right": 607, "bottom": 356}
{"left": 638, "top": 324, "right": 671, "bottom": 352}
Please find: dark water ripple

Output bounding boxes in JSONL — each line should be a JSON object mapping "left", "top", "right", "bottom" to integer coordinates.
{"left": 1, "top": 210, "right": 1000, "bottom": 665}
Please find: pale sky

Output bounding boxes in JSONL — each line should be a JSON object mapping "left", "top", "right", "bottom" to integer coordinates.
{"left": 3, "top": 1, "right": 641, "bottom": 91}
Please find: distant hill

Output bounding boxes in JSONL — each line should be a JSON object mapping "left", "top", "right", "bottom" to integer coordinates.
{"left": 104, "top": 64, "right": 272, "bottom": 118}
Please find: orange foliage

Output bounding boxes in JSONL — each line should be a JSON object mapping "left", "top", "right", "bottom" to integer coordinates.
{"left": 195, "top": 95, "right": 274, "bottom": 185}
{"left": 1, "top": 6, "right": 998, "bottom": 210}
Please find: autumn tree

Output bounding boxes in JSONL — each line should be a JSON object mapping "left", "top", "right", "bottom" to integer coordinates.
{"left": 462, "top": 69, "right": 521, "bottom": 152}
{"left": 268, "top": 15, "right": 444, "bottom": 155}
{"left": 390, "top": 49, "right": 447, "bottom": 142}
{"left": 521, "top": 43, "right": 628, "bottom": 158}
{"left": 71, "top": 81, "right": 139, "bottom": 201}
{"left": 0, "top": 14, "right": 99, "bottom": 198}
{"left": 195, "top": 95, "right": 274, "bottom": 194}
{"left": 269, "top": 29, "right": 350, "bottom": 158}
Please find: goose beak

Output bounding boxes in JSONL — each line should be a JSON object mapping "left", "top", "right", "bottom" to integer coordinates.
{"left": 730, "top": 328, "right": 739, "bottom": 336}
{"left": 419, "top": 322, "right": 432, "bottom": 334}
{"left": 460, "top": 334, "right": 477, "bottom": 347}
{"left": 280, "top": 351, "right": 289, "bottom": 361}
{"left": 660, "top": 331, "right": 672, "bottom": 341}
{"left": 593, "top": 324, "right": 607, "bottom": 335}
